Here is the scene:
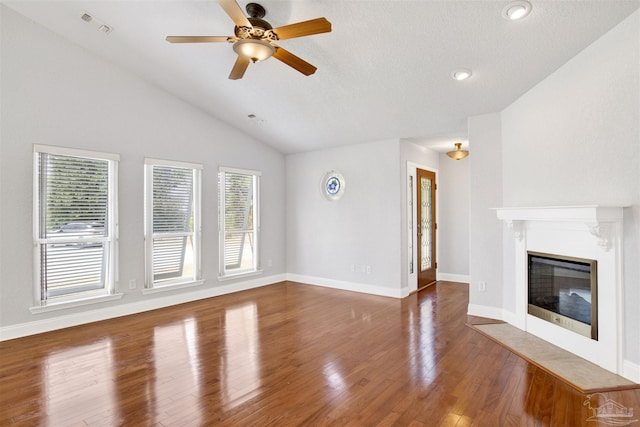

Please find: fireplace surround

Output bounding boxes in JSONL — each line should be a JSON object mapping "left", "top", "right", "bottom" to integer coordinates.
{"left": 496, "top": 206, "right": 624, "bottom": 375}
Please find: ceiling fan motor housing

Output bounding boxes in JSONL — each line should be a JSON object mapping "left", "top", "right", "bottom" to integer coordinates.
{"left": 234, "top": 23, "right": 277, "bottom": 41}
{"left": 234, "top": 3, "right": 278, "bottom": 41}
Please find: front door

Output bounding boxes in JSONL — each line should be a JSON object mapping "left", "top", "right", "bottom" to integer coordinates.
{"left": 416, "top": 168, "right": 436, "bottom": 288}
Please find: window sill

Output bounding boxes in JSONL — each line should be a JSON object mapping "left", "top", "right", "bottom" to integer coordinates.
{"left": 30, "top": 293, "right": 124, "bottom": 314}
{"left": 218, "top": 269, "right": 264, "bottom": 282}
{"left": 141, "top": 279, "right": 205, "bottom": 295}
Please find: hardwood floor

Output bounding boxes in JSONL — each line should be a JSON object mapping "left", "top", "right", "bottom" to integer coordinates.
{"left": 1, "top": 281, "right": 638, "bottom": 426}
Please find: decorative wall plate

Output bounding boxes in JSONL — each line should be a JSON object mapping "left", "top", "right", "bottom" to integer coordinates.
{"left": 321, "top": 171, "right": 345, "bottom": 201}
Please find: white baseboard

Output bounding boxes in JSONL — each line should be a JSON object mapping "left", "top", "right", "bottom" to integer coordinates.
{"left": 437, "top": 273, "right": 470, "bottom": 283}
{"left": 467, "top": 303, "right": 506, "bottom": 322}
{"left": 500, "top": 310, "right": 521, "bottom": 328}
{"left": 286, "top": 273, "right": 408, "bottom": 298}
{"left": 467, "top": 304, "right": 522, "bottom": 329}
{"left": 622, "top": 359, "right": 640, "bottom": 383}
{"left": 0, "top": 274, "right": 286, "bottom": 341}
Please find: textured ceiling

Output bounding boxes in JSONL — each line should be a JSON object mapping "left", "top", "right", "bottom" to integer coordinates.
{"left": 4, "top": 0, "right": 640, "bottom": 154}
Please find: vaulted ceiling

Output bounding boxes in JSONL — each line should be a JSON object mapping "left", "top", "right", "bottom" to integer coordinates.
{"left": 4, "top": 1, "right": 639, "bottom": 154}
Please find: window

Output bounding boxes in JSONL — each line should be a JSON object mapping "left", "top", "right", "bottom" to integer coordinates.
{"left": 218, "top": 167, "right": 261, "bottom": 278}
{"left": 144, "top": 159, "right": 202, "bottom": 289}
{"left": 33, "top": 145, "right": 119, "bottom": 305}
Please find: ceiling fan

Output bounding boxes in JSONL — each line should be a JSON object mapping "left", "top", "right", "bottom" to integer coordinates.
{"left": 166, "top": 0, "right": 332, "bottom": 80}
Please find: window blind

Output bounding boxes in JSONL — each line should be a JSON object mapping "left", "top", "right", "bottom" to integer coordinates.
{"left": 224, "top": 173, "right": 253, "bottom": 270}
{"left": 146, "top": 162, "right": 200, "bottom": 287}
{"left": 36, "top": 151, "right": 114, "bottom": 300}
{"left": 219, "top": 169, "right": 259, "bottom": 276}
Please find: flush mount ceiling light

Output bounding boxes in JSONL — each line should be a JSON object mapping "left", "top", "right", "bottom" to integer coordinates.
{"left": 502, "top": 0, "right": 532, "bottom": 20}
{"left": 451, "top": 69, "right": 472, "bottom": 81}
{"left": 446, "top": 143, "right": 469, "bottom": 160}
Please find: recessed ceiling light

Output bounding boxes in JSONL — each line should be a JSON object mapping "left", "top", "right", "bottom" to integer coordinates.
{"left": 502, "top": 0, "right": 532, "bottom": 20}
{"left": 451, "top": 69, "right": 472, "bottom": 81}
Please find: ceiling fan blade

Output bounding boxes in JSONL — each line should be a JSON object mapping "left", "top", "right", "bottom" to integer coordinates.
{"left": 272, "top": 17, "right": 331, "bottom": 41}
{"left": 229, "top": 56, "right": 250, "bottom": 80}
{"left": 217, "top": 0, "right": 252, "bottom": 28}
{"left": 273, "top": 46, "right": 317, "bottom": 76}
{"left": 166, "top": 36, "right": 230, "bottom": 43}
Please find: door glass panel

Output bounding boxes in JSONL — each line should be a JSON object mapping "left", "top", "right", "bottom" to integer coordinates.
{"left": 420, "top": 177, "right": 432, "bottom": 272}
{"left": 408, "top": 176, "right": 414, "bottom": 275}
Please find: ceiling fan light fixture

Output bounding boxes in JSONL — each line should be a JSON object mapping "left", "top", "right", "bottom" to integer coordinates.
{"left": 446, "top": 142, "right": 469, "bottom": 160}
{"left": 502, "top": 1, "right": 532, "bottom": 20}
{"left": 233, "top": 39, "right": 275, "bottom": 63}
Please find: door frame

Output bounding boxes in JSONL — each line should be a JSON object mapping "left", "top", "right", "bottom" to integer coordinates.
{"left": 406, "top": 162, "right": 439, "bottom": 294}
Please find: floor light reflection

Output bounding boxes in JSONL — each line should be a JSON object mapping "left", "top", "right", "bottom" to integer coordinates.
{"left": 222, "top": 302, "right": 262, "bottom": 409}
{"left": 323, "top": 360, "right": 347, "bottom": 398}
{"left": 152, "top": 317, "right": 202, "bottom": 424}
{"left": 407, "top": 297, "right": 437, "bottom": 387}
{"left": 44, "top": 338, "right": 116, "bottom": 425}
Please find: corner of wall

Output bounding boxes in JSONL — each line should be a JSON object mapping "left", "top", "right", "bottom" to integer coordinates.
{"left": 467, "top": 113, "right": 504, "bottom": 309}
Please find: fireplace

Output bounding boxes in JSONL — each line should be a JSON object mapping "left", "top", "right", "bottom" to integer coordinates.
{"left": 494, "top": 206, "right": 624, "bottom": 376}
{"left": 527, "top": 251, "right": 597, "bottom": 340}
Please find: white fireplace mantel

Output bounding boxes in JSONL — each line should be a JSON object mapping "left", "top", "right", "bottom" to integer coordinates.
{"left": 496, "top": 206, "right": 624, "bottom": 250}
{"left": 495, "top": 205, "right": 625, "bottom": 376}
{"left": 495, "top": 205, "right": 623, "bottom": 223}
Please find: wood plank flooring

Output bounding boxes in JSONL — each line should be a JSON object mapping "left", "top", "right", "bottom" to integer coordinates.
{"left": 1, "top": 281, "right": 639, "bottom": 426}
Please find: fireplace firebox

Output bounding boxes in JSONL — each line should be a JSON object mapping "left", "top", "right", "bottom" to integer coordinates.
{"left": 528, "top": 252, "right": 597, "bottom": 340}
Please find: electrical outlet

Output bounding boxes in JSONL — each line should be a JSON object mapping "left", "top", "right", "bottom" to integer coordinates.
{"left": 129, "top": 279, "right": 136, "bottom": 290}
{"left": 478, "top": 281, "right": 486, "bottom": 292}
{"left": 366, "top": 265, "right": 371, "bottom": 274}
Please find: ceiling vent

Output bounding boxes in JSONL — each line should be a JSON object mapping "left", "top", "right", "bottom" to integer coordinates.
{"left": 80, "top": 10, "right": 113, "bottom": 35}
{"left": 98, "top": 24, "right": 113, "bottom": 34}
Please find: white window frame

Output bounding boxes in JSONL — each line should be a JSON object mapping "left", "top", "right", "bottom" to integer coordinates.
{"left": 218, "top": 166, "right": 261, "bottom": 279}
{"left": 32, "top": 144, "right": 121, "bottom": 312}
{"left": 144, "top": 158, "right": 202, "bottom": 292}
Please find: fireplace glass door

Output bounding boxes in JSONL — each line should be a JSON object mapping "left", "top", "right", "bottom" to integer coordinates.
{"left": 528, "top": 252, "right": 597, "bottom": 340}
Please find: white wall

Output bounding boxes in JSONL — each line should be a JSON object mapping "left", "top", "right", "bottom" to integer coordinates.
{"left": 437, "top": 152, "right": 470, "bottom": 281}
{"left": 503, "top": 10, "right": 640, "bottom": 367}
{"left": 285, "top": 139, "right": 443, "bottom": 297}
{"left": 0, "top": 6, "right": 286, "bottom": 335}
{"left": 0, "top": 6, "right": 4, "bottom": 325}
{"left": 501, "top": 17, "right": 639, "bottom": 210}
{"left": 285, "top": 139, "right": 406, "bottom": 297}
{"left": 468, "top": 10, "right": 640, "bottom": 370}
{"left": 467, "top": 113, "right": 504, "bottom": 315}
